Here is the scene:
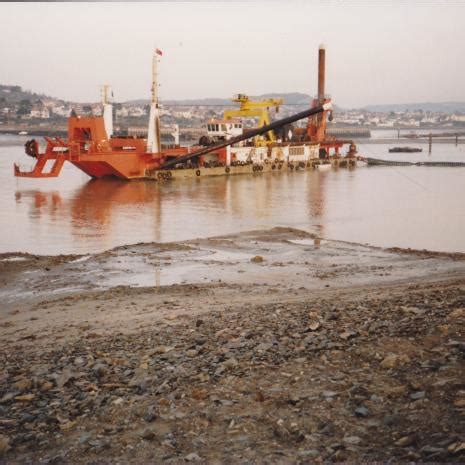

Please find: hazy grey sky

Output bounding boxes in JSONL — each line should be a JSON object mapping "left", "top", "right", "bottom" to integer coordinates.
{"left": 1, "top": 1, "right": 464, "bottom": 107}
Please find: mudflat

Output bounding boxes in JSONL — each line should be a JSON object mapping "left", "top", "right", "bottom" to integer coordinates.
{"left": 0, "top": 228, "right": 464, "bottom": 463}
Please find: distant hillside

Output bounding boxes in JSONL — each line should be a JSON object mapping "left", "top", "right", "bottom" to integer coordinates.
{"left": 0, "top": 84, "right": 60, "bottom": 104}
{"left": 362, "top": 102, "right": 465, "bottom": 113}
{"left": 128, "top": 93, "right": 314, "bottom": 107}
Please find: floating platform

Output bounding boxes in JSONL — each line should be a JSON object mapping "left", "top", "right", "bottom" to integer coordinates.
{"left": 148, "top": 158, "right": 358, "bottom": 181}
{"left": 365, "top": 157, "right": 465, "bottom": 167}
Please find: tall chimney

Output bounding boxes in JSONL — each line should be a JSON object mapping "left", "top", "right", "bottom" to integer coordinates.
{"left": 318, "top": 44, "right": 325, "bottom": 104}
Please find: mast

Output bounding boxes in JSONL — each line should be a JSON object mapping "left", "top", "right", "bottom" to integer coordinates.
{"left": 102, "top": 84, "right": 113, "bottom": 138}
{"left": 147, "top": 49, "right": 161, "bottom": 153}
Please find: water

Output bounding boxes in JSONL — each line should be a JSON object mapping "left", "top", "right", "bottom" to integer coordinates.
{"left": 1, "top": 135, "right": 464, "bottom": 254}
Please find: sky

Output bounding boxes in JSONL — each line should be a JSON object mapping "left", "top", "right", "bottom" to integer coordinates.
{"left": 1, "top": 1, "right": 464, "bottom": 107}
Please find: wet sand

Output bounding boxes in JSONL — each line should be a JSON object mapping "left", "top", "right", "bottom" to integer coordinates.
{"left": 0, "top": 228, "right": 464, "bottom": 463}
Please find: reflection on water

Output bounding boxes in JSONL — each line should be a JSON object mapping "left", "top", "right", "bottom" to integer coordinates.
{"left": 1, "top": 138, "right": 465, "bottom": 254}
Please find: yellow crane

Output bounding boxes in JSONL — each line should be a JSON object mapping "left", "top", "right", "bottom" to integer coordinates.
{"left": 224, "top": 94, "right": 284, "bottom": 146}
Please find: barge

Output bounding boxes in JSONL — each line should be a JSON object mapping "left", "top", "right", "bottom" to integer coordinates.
{"left": 14, "top": 46, "right": 358, "bottom": 181}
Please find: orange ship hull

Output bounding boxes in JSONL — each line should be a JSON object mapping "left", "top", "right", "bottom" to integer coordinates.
{"left": 14, "top": 116, "right": 194, "bottom": 180}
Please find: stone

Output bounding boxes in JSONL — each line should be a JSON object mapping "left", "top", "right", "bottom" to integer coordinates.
{"left": 141, "top": 428, "right": 156, "bottom": 440}
{"left": 250, "top": 256, "right": 264, "bottom": 263}
{"left": 56, "top": 369, "right": 76, "bottom": 388}
{"left": 355, "top": 406, "right": 370, "bottom": 417}
{"left": 222, "top": 357, "right": 238, "bottom": 369}
{"left": 40, "top": 381, "right": 54, "bottom": 392}
{"left": 449, "top": 308, "right": 464, "bottom": 319}
{"left": 448, "top": 442, "right": 465, "bottom": 454}
{"left": 343, "top": 436, "right": 362, "bottom": 445}
{"left": 191, "top": 388, "right": 209, "bottom": 400}
{"left": 338, "top": 330, "right": 357, "bottom": 341}
{"left": 0, "top": 435, "right": 11, "bottom": 455}
{"left": 185, "top": 452, "right": 202, "bottom": 462}
{"left": 308, "top": 321, "right": 321, "bottom": 331}
{"left": 144, "top": 406, "right": 157, "bottom": 423}
{"left": 150, "top": 345, "right": 175, "bottom": 355}
{"left": 297, "top": 450, "right": 320, "bottom": 457}
{"left": 78, "top": 433, "right": 92, "bottom": 445}
{"left": 395, "top": 436, "right": 415, "bottom": 447}
{"left": 14, "top": 394, "right": 35, "bottom": 402}
{"left": 380, "top": 353, "right": 410, "bottom": 369}
{"left": 0, "top": 393, "right": 16, "bottom": 404}
{"left": 410, "top": 391, "right": 425, "bottom": 400}
{"left": 12, "top": 378, "right": 33, "bottom": 392}
{"left": 92, "top": 363, "right": 107, "bottom": 378}
{"left": 256, "top": 342, "right": 273, "bottom": 351}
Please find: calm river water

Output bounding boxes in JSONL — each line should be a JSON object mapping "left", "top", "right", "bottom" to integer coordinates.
{"left": 1, "top": 134, "right": 464, "bottom": 254}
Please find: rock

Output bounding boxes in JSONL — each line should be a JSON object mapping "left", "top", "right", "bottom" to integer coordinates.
{"left": 74, "top": 356, "right": 86, "bottom": 366}
{"left": 40, "top": 381, "right": 54, "bottom": 392}
{"left": 448, "top": 442, "right": 465, "bottom": 455}
{"left": 92, "top": 363, "right": 107, "bottom": 378}
{"left": 321, "top": 390, "right": 338, "bottom": 398}
{"left": 355, "top": 406, "right": 370, "bottom": 417}
{"left": 343, "top": 436, "right": 362, "bottom": 445}
{"left": 0, "top": 393, "right": 16, "bottom": 404}
{"left": 60, "top": 420, "right": 76, "bottom": 431}
{"left": 186, "top": 350, "right": 198, "bottom": 357}
{"left": 78, "top": 433, "right": 92, "bottom": 445}
{"left": 150, "top": 345, "right": 175, "bottom": 355}
{"left": 395, "top": 436, "right": 415, "bottom": 447}
{"left": 383, "top": 414, "right": 401, "bottom": 427}
{"left": 297, "top": 450, "right": 320, "bottom": 457}
{"left": 12, "top": 378, "right": 33, "bottom": 392}
{"left": 250, "top": 256, "right": 264, "bottom": 263}
{"left": 340, "top": 331, "right": 357, "bottom": 340}
{"left": 14, "top": 394, "right": 35, "bottom": 402}
{"left": 185, "top": 452, "right": 202, "bottom": 462}
{"left": 191, "top": 388, "right": 209, "bottom": 400}
{"left": 410, "top": 391, "right": 425, "bottom": 400}
{"left": 0, "top": 435, "right": 11, "bottom": 455}
{"left": 222, "top": 357, "right": 238, "bottom": 369}
{"left": 449, "top": 308, "right": 464, "bottom": 319}
{"left": 380, "top": 353, "right": 411, "bottom": 369}
{"left": 144, "top": 406, "right": 157, "bottom": 423}
{"left": 308, "top": 321, "right": 321, "bottom": 331}
{"left": 56, "top": 369, "right": 76, "bottom": 388}
{"left": 256, "top": 342, "right": 273, "bottom": 351}
{"left": 141, "top": 428, "right": 155, "bottom": 440}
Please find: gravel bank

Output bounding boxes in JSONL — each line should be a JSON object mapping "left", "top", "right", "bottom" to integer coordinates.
{"left": 0, "top": 228, "right": 464, "bottom": 463}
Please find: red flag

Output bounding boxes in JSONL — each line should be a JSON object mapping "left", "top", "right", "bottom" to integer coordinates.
{"left": 156, "top": 48, "right": 163, "bottom": 56}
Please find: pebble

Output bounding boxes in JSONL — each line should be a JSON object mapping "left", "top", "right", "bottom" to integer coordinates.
{"left": 410, "top": 391, "right": 425, "bottom": 400}
{"left": 0, "top": 435, "right": 11, "bottom": 455}
{"left": 343, "top": 436, "right": 362, "bottom": 445}
{"left": 395, "top": 436, "right": 415, "bottom": 447}
{"left": 185, "top": 452, "right": 202, "bottom": 462}
{"left": 141, "top": 428, "right": 155, "bottom": 440}
{"left": 355, "top": 406, "right": 370, "bottom": 417}
{"left": 92, "top": 363, "right": 107, "bottom": 378}
{"left": 380, "top": 353, "right": 411, "bottom": 369}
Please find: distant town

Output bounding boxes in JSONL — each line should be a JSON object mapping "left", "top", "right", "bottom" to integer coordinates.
{"left": 1, "top": 84, "right": 465, "bottom": 139}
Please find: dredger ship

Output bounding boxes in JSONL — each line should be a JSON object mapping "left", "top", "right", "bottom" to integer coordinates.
{"left": 14, "top": 46, "right": 358, "bottom": 181}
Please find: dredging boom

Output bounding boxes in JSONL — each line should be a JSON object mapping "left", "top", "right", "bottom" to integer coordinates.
{"left": 161, "top": 102, "right": 332, "bottom": 169}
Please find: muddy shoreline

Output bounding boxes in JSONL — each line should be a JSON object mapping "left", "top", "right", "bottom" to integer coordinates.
{"left": 0, "top": 228, "right": 464, "bottom": 463}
